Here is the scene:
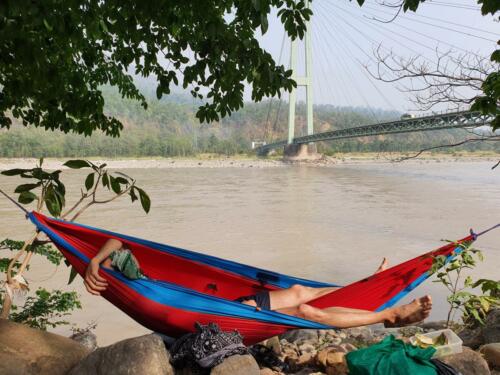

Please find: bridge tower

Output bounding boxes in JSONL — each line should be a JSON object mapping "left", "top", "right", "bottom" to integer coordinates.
{"left": 286, "top": 0, "right": 317, "bottom": 158}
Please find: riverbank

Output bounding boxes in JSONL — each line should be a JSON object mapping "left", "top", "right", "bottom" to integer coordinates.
{"left": 0, "top": 151, "right": 498, "bottom": 170}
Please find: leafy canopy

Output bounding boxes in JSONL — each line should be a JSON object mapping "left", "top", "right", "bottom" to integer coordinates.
{"left": 353, "top": 0, "right": 500, "bottom": 130}
{"left": 0, "top": 0, "right": 311, "bottom": 136}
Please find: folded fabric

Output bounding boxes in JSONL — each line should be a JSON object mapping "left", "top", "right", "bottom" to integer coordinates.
{"left": 346, "top": 335, "right": 437, "bottom": 375}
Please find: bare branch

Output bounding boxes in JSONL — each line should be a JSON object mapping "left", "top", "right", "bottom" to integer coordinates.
{"left": 391, "top": 135, "right": 500, "bottom": 163}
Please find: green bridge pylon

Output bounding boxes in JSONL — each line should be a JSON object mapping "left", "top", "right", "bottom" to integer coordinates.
{"left": 288, "top": 0, "right": 313, "bottom": 145}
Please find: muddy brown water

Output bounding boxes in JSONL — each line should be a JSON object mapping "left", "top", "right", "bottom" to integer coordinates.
{"left": 1, "top": 161, "right": 499, "bottom": 345}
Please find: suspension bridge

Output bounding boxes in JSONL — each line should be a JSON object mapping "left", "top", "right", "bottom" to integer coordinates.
{"left": 254, "top": 0, "right": 498, "bottom": 157}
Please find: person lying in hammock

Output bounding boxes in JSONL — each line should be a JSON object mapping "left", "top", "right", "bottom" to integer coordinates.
{"left": 84, "top": 239, "right": 433, "bottom": 328}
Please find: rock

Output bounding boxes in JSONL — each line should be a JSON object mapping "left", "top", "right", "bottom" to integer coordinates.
{"left": 211, "top": 354, "right": 259, "bottom": 375}
{"left": 343, "top": 327, "right": 373, "bottom": 342}
{"left": 298, "top": 342, "right": 316, "bottom": 354}
{"left": 260, "top": 368, "right": 279, "bottom": 375}
{"left": 69, "top": 333, "right": 173, "bottom": 375}
{"left": 316, "top": 348, "right": 347, "bottom": 369}
{"left": 280, "top": 329, "right": 319, "bottom": 343}
{"left": 485, "top": 309, "right": 500, "bottom": 344}
{"left": 398, "top": 326, "right": 423, "bottom": 338}
{"left": 324, "top": 352, "right": 348, "bottom": 375}
{"left": 440, "top": 347, "right": 490, "bottom": 375}
{"left": 295, "top": 352, "right": 315, "bottom": 367}
{"left": 266, "top": 336, "right": 282, "bottom": 355}
{"left": 459, "top": 326, "right": 484, "bottom": 349}
{"left": 340, "top": 343, "right": 357, "bottom": 352}
{"left": 293, "top": 367, "right": 317, "bottom": 375}
{"left": 480, "top": 343, "right": 500, "bottom": 370}
{"left": 70, "top": 330, "right": 98, "bottom": 351}
{"left": 419, "top": 320, "right": 449, "bottom": 331}
{"left": 0, "top": 319, "right": 90, "bottom": 375}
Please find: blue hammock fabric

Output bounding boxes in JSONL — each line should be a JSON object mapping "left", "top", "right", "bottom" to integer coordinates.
{"left": 28, "top": 211, "right": 493, "bottom": 344}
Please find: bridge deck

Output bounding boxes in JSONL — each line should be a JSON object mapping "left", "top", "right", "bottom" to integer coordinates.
{"left": 257, "top": 110, "right": 494, "bottom": 154}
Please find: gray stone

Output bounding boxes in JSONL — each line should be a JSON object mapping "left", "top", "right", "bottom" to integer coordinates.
{"left": 459, "top": 326, "right": 484, "bottom": 349}
{"left": 70, "top": 330, "right": 98, "bottom": 351}
{"left": 0, "top": 319, "right": 90, "bottom": 375}
{"left": 210, "top": 354, "right": 259, "bottom": 375}
{"left": 485, "top": 309, "right": 500, "bottom": 344}
{"left": 265, "top": 336, "right": 282, "bottom": 355}
{"left": 419, "top": 320, "right": 449, "bottom": 331}
{"left": 280, "top": 329, "right": 319, "bottom": 343}
{"left": 440, "top": 347, "right": 490, "bottom": 375}
{"left": 69, "top": 333, "right": 174, "bottom": 375}
{"left": 480, "top": 343, "right": 500, "bottom": 370}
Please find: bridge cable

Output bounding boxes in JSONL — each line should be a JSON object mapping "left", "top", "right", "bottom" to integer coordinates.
{"left": 312, "top": 10, "right": 359, "bottom": 110}
{"left": 326, "top": 1, "right": 484, "bottom": 102}
{"left": 314, "top": 14, "right": 365, "bottom": 114}
{"left": 315, "top": 5, "right": 383, "bottom": 122}
{"left": 329, "top": 1, "right": 490, "bottom": 59}
{"left": 361, "top": 3, "right": 499, "bottom": 39}
{"left": 264, "top": 30, "right": 287, "bottom": 142}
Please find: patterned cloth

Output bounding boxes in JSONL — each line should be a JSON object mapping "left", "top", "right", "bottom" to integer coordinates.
{"left": 170, "top": 322, "right": 248, "bottom": 369}
{"left": 110, "top": 248, "right": 146, "bottom": 280}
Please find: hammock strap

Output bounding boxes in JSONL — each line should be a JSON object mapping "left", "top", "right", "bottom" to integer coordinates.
{"left": 0, "top": 188, "right": 29, "bottom": 216}
{"left": 471, "top": 223, "right": 500, "bottom": 239}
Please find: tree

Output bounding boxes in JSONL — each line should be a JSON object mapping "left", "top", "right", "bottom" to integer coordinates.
{"left": 353, "top": 0, "right": 500, "bottom": 130}
{"left": 0, "top": 158, "right": 151, "bottom": 324}
{"left": 0, "top": 1, "right": 311, "bottom": 136}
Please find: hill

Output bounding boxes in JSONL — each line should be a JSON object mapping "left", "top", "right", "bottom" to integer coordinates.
{"left": 0, "top": 89, "right": 497, "bottom": 157}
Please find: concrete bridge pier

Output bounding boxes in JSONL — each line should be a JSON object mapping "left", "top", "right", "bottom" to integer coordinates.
{"left": 283, "top": 143, "right": 321, "bottom": 161}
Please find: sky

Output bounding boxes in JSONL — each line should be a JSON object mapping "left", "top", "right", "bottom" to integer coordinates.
{"left": 253, "top": 0, "right": 499, "bottom": 114}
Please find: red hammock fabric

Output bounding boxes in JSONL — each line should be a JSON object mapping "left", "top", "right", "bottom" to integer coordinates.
{"left": 29, "top": 212, "right": 474, "bottom": 344}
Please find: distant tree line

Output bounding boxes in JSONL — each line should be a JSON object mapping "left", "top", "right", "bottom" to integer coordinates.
{"left": 0, "top": 90, "right": 498, "bottom": 158}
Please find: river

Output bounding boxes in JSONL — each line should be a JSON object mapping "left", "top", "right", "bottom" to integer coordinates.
{"left": 1, "top": 160, "right": 499, "bottom": 345}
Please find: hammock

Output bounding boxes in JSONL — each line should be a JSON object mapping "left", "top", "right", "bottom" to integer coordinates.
{"left": 27, "top": 212, "right": 494, "bottom": 344}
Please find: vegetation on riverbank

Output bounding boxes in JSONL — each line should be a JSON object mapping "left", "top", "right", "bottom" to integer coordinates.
{"left": 1, "top": 89, "right": 498, "bottom": 159}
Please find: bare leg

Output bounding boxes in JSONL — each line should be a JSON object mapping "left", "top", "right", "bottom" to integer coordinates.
{"left": 269, "top": 258, "right": 390, "bottom": 310}
{"left": 277, "top": 296, "right": 432, "bottom": 328}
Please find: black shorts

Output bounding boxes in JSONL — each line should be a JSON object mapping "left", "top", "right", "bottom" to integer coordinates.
{"left": 235, "top": 291, "right": 271, "bottom": 310}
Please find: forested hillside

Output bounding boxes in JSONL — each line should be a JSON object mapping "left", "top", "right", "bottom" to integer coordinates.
{"left": 0, "top": 88, "right": 497, "bottom": 157}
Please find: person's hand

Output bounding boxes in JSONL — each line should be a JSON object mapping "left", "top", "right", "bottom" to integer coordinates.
{"left": 84, "top": 259, "right": 108, "bottom": 295}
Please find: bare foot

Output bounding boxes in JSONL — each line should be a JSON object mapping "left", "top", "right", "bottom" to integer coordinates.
{"left": 375, "top": 257, "right": 388, "bottom": 273}
{"left": 385, "top": 295, "right": 432, "bottom": 327}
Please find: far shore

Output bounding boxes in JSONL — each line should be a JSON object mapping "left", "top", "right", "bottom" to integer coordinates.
{"left": 0, "top": 152, "right": 498, "bottom": 170}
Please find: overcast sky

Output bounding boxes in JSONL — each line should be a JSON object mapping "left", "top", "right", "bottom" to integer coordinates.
{"left": 253, "top": 0, "right": 499, "bottom": 113}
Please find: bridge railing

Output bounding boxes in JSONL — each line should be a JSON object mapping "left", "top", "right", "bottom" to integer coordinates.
{"left": 256, "top": 108, "right": 494, "bottom": 155}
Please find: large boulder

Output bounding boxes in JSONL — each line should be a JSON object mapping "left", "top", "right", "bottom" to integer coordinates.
{"left": 0, "top": 319, "right": 90, "bottom": 375}
{"left": 210, "top": 354, "right": 259, "bottom": 375}
{"left": 480, "top": 343, "right": 500, "bottom": 370}
{"left": 69, "top": 333, "right": 174, "bottom": 375}
{"left": 440, "top": 347, "right": 490, "bottom": 375}
{"left": 459, "top": 326, "right": 484, "bottom": 349}
{"left": 484, "top": 310, "right": 500, "bottom": 344}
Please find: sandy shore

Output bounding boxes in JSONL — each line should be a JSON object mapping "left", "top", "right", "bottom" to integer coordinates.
{"left": 0, "top": 153, "right": 498, "bottom": 170}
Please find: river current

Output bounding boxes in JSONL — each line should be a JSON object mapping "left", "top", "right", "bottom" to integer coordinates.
{"left": 1, "top": 161, "right": 499, "bottom": 345}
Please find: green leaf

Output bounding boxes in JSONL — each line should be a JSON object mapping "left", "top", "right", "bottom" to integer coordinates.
{"left": 18, "top": 191, "right": 38, "bottom": 204}
{"left": 14, "top": 183, "right": 41, "bottom": 193}
{"left": 68, "top": 267, "right": 78, "bottom": 285}
{"left": 44, "top": 185, "right": 62, "bottom": 217}
{"left": 135, "top": 187, "right": 151, "bottom": 213}
{"left": 1, "top": 168, "right": 29, "bottom": 176}
{"left": 85, "top": 173, "right": 95, "bottom": 191}
{"left": 64, "top": 160, "right": 91, "bottom": 169}
{"left": 109, "top": 176, "right": 121, "bottom": 194}
{"left": 102, "top": 173, "right": 109, "bottom": 188}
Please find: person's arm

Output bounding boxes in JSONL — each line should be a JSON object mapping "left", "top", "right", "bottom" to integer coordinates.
{"left": 84, "top": 238, "right": 123, "bottom": 295}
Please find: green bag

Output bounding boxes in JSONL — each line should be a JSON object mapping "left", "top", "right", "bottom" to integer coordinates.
{"left": 110, "top": 249, "right": 146, "bottom": 280}
{"left": 346, "top": 335, "right": 437, "bottom": 375}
